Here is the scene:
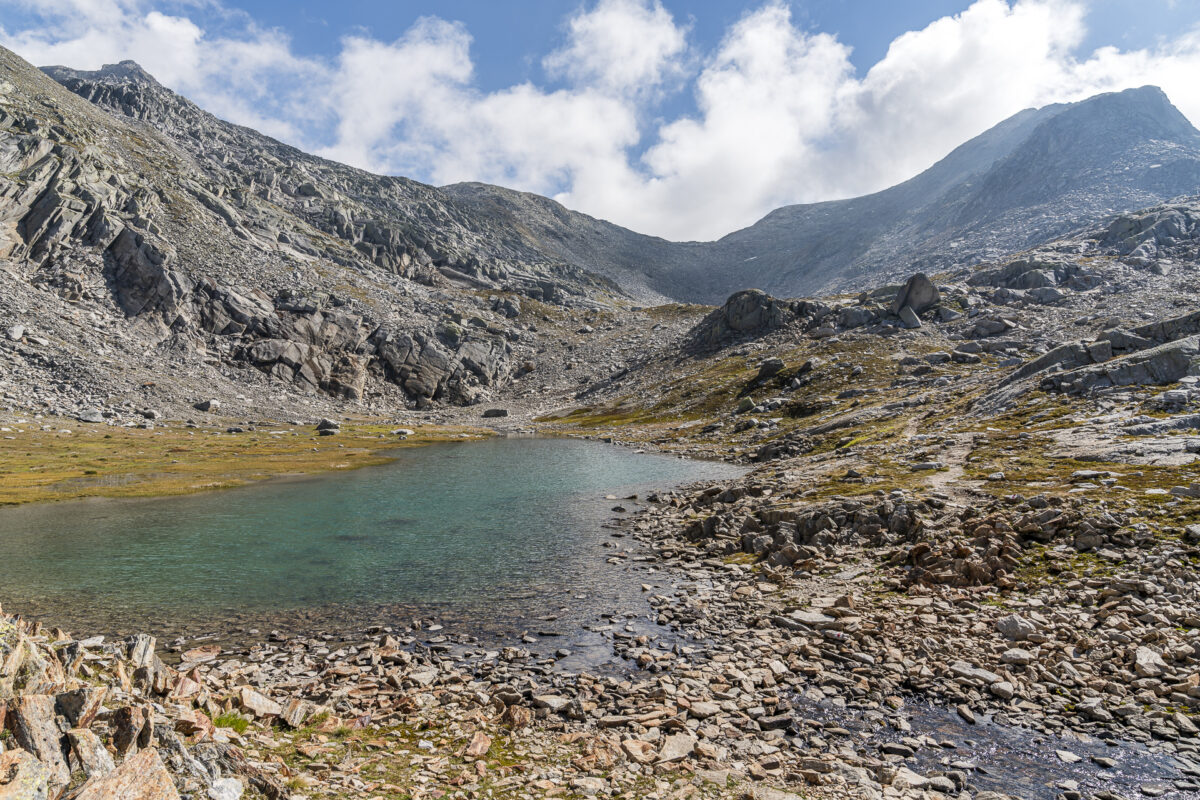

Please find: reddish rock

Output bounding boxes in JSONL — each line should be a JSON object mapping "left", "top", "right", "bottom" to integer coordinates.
{"left": 67, "top": 728, "right": 116, "bottom": 779}
{"left": 55, "top": 686, "right": 107, "bottom": 728}
{"left": 112, "top": 705, "right": 153, "bottom": 756}
{"left": 73, "top": 748, "right": 180, "bottom": 800}
{"left": 173, "top": 707, "right": 215, "bottom": 742}
{"left": 6, "top": 694, "right": 70, "bottom": 793}
{"left": 464, "top": 730, "right": 491, "bottom": 757}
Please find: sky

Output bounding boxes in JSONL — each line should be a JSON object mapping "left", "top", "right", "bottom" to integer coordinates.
{"left": 2, "top": 0, "right": 1199, "bottom": 241}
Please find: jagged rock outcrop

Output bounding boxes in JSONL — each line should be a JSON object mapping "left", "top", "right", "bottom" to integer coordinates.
{"left": 691, "top": 289, "right": 835, "bottom": 348}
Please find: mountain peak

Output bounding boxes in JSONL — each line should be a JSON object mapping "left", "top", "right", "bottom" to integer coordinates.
{"left": 41, "top": 60, "right": 162, "bottom": 88}
{"left": 1050, "top": 84, "right": 1199, "bottom": 143}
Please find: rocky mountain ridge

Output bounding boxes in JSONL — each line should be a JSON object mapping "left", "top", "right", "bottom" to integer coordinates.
{"left": 40, "top": 57, "right": 1200, "bottom": 312}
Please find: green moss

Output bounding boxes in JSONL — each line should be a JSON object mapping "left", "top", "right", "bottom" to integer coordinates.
{"left": 213, "top": 712, "right": 250, "bottom": 734}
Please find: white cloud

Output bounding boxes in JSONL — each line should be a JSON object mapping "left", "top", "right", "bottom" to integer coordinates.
{"left": 2, "top": 0, "right": 1200, "bottom": 240}
{"left": 543, "top": 0, "right": 688, "bottom": 96}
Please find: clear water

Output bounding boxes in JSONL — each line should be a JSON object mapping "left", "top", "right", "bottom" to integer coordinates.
{"left": 0, "top": 437, "right": 741, "bottom": 643}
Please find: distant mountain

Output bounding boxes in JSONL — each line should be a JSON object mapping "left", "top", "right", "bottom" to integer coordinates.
{"left": 449, "top": 87, "right": 1200, "bottom": 302}
{"left": 32, "top": 53, "right": 1200, "bottom": 311}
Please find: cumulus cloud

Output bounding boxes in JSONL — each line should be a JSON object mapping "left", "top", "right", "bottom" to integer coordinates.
{"left": 543, "top": 0, "right": 688, "bottom": 96}
{"left": 2, "top": 0, "right": 1200, "bottom": 240}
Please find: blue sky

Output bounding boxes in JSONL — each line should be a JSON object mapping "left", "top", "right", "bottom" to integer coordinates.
{"left": 2, "top": 1, "right": 1199, "bottom": 239}
{"left": 228, "top": 0, "right": 1192, "bottom": 82}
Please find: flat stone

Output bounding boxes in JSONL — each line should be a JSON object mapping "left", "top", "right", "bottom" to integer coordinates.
{"left": 657, "top": 733, "right": 696, "bottom": 763}
{"left": 950, "top": 661, "right": 1002, "bottom": 685}
{"left": 238, "top": 687, "right": 282, "bottom": 719}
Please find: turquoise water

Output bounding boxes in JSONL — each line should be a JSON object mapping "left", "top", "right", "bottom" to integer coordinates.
{"left": 0, "top": 438, "right": 739, "bottom": 642}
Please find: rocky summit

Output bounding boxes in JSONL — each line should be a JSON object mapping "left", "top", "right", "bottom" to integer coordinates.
{"left": 5, "top": 37, "right": 1200, "bottom": 800}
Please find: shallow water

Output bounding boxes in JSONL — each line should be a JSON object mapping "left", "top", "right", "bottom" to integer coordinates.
{"left": 794, "top": 695, "right": 1200, "bottom": 799}
{"left": 0, "top": 437, "right": 741, "bottom": 647}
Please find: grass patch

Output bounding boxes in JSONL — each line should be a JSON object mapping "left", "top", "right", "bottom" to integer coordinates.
{"left": 0, "top": 418, "right": 490, "bottom": 506}
{"left": 213, "top": 712, "right": 250, "bottom": 734}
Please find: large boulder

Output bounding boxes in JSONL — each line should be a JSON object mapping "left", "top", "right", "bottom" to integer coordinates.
{"left": 1043, "top": 334, "right": 1200, "bottom": 394}
{"left": 890, "top": 273, "right": 940, "bottom": 315}
{"left": 694, "top": 289, "right": 820, "bottom": 346}
{"left": 104, "top": 226, "right": 192, "bottom": 323}
{"left": 6, "top": 695, "right": 71, "bottom": 793}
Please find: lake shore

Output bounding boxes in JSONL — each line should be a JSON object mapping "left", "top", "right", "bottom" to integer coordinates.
{"left": 5, "top": 447, "right": 1200, "bottom": 800}
{"left": 5, "top": 404, "right": 1200, "bottom": 799}
{"left": 0, "top": 413, "right": 496, "bottom": 506}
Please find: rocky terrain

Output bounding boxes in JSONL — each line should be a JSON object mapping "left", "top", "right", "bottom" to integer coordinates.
{"left": 5, "top": 38, "right": 1200, "bottom": 800}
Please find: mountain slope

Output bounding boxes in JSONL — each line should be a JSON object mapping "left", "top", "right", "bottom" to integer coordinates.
{"left": 0, "top": 45, "right": 645, "bottom": 423}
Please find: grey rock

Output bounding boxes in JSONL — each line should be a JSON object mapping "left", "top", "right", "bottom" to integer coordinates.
{"left": 996, "top": 614, "right": 1038, "bottom": 641}
{"left": 891, "top": 273, "right": 940, "bottom": 315}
